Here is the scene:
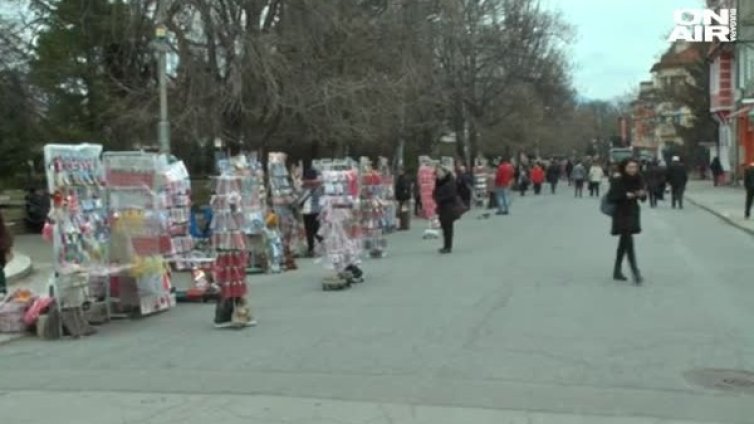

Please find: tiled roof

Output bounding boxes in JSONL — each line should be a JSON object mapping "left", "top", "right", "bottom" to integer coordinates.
{"left": 650, "top": 47, "right": 702, "bottom": 72}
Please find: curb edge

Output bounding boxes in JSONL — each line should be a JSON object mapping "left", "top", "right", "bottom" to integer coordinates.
{"left": 686, "top": 196, "right": 754, "bottom": 237}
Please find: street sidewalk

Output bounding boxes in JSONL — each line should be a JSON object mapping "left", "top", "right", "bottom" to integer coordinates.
{"left": 685, "top": 180, "right": 754, "bottom": 235}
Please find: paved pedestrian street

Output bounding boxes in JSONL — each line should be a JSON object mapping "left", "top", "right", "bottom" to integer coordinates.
{"left": 2, "top": 187, "right": 754, "bottom": 424}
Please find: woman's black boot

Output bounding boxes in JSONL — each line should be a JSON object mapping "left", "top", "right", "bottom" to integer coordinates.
{"left": 613, "top": 270, "right": 628, "bottom": 281}
{"left": 631, "top": 269, "right": 643, "bottom": 285}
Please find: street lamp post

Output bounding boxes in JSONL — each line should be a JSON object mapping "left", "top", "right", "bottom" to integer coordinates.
{"left": 154, "top": 24, "right": 171, "bottom": 154}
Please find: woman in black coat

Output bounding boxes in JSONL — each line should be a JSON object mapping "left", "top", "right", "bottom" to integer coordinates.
{"left": 606, "top": 159, "right": 647, "bottom": 284}
{"left": 433, "top": 165, "right": 459, "bottom": 254}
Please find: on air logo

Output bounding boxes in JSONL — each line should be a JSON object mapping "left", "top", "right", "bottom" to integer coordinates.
{"left": 668, "top": 9, "right": 737, "bottom": 43}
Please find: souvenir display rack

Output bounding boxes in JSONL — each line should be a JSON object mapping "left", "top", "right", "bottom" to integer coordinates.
{"left": 417, "top": 156, "right": 438, "bottom": 219}
{"left": 211, "top": 155, "right": 255, "bottom": 327}
{"left": 103, "top": 151, "right": 175, "bottom": 318}
{"left": 242, "top": 153, "right": 267, "bottom": 273}
{"left": 267, "top": 152, "right": 299, "bottom": 270}
{"left": 44, "top": 143, "right": 107, "bottom": 336}
{"left": 473, "top": 157, "right": 489, "bottom": 208}
{"left": 359, "top": 158, "right": 387, "bottom": 258}
{"left": 314, "top": 158, "right": 363, "bottom": 288}
{"left": 164, "top": 160, "right": 194, "bottom": 270}
{"left": 378, "top": 157, "right": 397, "bottom": 232}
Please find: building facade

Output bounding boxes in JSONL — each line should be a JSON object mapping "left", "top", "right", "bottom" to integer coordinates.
{"left": 708, "top": 40, "right": 735, "bottom": 176}
{"left": 630, "top": 81, "right": 658, "bottom": 152}
{"left": 737, "top": 0, "right": 754, "bottom": 175}
{"left": 629, "top": 42, "right": 698, "bottom": 161}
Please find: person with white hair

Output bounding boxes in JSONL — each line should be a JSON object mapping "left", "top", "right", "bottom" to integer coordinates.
{"left": 666, "top": 156, "right": 689, "bottom": 209}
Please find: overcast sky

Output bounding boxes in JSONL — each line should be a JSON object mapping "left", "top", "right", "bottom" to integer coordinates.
{"left": 543, "top": 0, "right": 707, "bottom": 101}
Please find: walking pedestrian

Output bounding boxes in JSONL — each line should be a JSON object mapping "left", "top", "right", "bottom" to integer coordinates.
{"left": 606, "top": 158, "right": 646, "bottom": 285}
{"left": 517, "top": 166, "right": 530, "bottom": 196}
{"left": 530, "top": 163, "right": 545, "bottom": 195}
{"left": 711, "top": 156, "right": 723, "bottom": 187}
{"left": 572, "top": 161, "right": 586, "bottom": 197}
{"left": 395, "top": 167, "right": 412, "bottom": 230}
{"left": 456, "top": 164, "right": 474, "bottom": 208}
{"left": 546, "top": 160, "right": 560, "bottom": 194}
{"left": 588, "top": 162, "right": 604, "bottom": 197}
{"left": 744, "top": 161, "right": 754, "bottom": 219}
{"left": 495, "top": 158, "right": 515, "bottom": 215}
{"left": 645, "top": 161, "right": 660, "bottom": 208}
{"left": 486, "top": 165, "right": 498, "bottom": 210}
{"left": 433, "top": 165, "right": 459, "bottom": 254}
{"left": 0, "top": 211, "right": 12, "bottom": 295}
{"left": 566, "top": 160, "right": 574, "bottom": 186}
{"left": 666, "top": 156, "right": 688, "bottom": 209}
{"left": 300, "top": 167, "right": 324, "bottom": 257}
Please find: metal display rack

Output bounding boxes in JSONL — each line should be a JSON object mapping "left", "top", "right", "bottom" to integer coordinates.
{"left": 44, "top": 143, "right": 107, "bottom": 337}
{"left": 473, "top": 157, "right": 490, "bottom": 208}
{"left": 268, "top": 152, "right": 300, "bottom": 270}
{"left": 314, "top": 158, "right": 363, "bottom": 289}
{"left": 359, "top": 157, "right": 388, "bottom": 258}
{"left": 103, "top": 151, "right": 175, "bottom": 318}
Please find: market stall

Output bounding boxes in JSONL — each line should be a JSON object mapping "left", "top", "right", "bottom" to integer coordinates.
{"left": 314, "top": 158, "right": 364, "bottom": 290}
{"left": 164, "top": 160, "right": 194, "bottom": 270}
{"left": 42, "top": 143, "right": 108, "bottom": 337}
{"left": 359, "top": 157, "right": 388, "bottom": 258}
{"left": 267, "top": 152, "right": 299, "bottom": 270}
{"left": 242, "top": 153, "right": 267, "bottom": 273}
{"left": 103, "top": 151, "right": 175, "bottom": 318}
{"left": 210, "top": 155, "right": 256, "bottom": 328}
{"left": 473, "top": 157, "right": 489, "bottom": 208}
{"left": 417, "top": 156, "right": 441, "bottom": 238}
{"left": 378, "top": 157, "right": 397, "bottom": 233}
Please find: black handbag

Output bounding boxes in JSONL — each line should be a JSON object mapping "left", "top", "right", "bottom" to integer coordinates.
{"left": 453, "top": 196, "right": 469, "bottom": 220}
{"left": 600, "top": 194, "right": 616, "bottom": 217}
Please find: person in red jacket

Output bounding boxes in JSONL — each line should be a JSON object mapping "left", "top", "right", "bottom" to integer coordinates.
{"left": 495, "top": 159, "right": 515, "bottom": 215}
{"left": 530, "top": 163, "right": 545, "bottom": 195}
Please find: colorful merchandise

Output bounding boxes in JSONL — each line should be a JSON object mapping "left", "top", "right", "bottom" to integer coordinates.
{"left": 103, "top": 151, "right": 175, "bottom": 317}
{"left": 315, "top": 159, "right": 363, "bottom": 274}
{"left": 164, "top": 160, "right": 194, "bottom": 270}
{"left": 417, "top": 157, "right": 438, "bottom": 219}
{"left": 211, "top": 155, "right": 256, "bottom": 327}
{"left": 359, "top": 158, "right": 388, "bottom": 258}
{"left": 268, "top": 152, "right": 300, "bottom": 269}
{"left": 44, "top": 143, "right": 111, "bottom": 329}
{"left": 473, "top": 158, "right": 489, "bottom": 207}
{"left": 241, "top": 154, "right": 267, "bottom": 272}
{"left": 378, "top": 157, "right": 397, "bottom": 232}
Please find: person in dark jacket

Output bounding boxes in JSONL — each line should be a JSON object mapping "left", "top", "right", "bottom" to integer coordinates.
{"left": 433, "top": 165, "right": 459, "bottom": 254}
{"left": 546, "top": 160, "right": 560, "bottom": 194}
{"left": 606, "top": 158, "right": 647, "bottom": 285}
{"left": 0, "top": 211, "right": 12, "bottom": 295}
{"left": 300, "top": 167, "right": 324, "bottom": 257}
{"left": 516, "top": 166, "right": 530, "bottom": 196}
{"left": 710, "top": 156, "right": 723, "bottom": 186}
{"left": 745, "top": 162, "right": 754, "bottom": 219}
{"left": 645, "top": 161, "right": 661, "bottom": 208}
{"left": 395, "top": 167, "right": 412, "bottom": 230}
{"left": 455, "top": 164, "right": 474, "bottom": 208}
{"left": 666, "top": 156, "right": 688, "bottom": 209}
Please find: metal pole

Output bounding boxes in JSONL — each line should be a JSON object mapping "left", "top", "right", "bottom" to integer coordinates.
{"left": 158, "top": 52, "right": 170, "bottom": 154}
{"left": 155, "top": 3, "right": 171, "bottom": 154}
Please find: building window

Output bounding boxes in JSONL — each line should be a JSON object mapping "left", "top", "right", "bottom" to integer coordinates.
{"left": 710, "top": 58, "right": 720, "bottom": 94}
